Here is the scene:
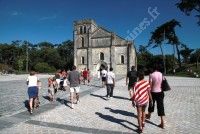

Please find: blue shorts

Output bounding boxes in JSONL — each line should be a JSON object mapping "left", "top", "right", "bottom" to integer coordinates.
{"left": 28, "top": 86, "right": 38, "bottom": 99}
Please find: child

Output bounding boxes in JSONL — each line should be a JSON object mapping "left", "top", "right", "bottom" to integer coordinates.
{"left": 34, "top": 80, "right": 41, "bottom": 109}
{"left": 131, "top": 71, "right": 152, "bottom": 133}
{"left": 48, "top": 77, "right": 56, "bottom": 101}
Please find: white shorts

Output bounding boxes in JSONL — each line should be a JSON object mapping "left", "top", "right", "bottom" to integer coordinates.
{"left": 70, "top": 86, "right": 80, "bottom": 93}
{"left": 56, "top": 79, "right": 60, "bottom": 85}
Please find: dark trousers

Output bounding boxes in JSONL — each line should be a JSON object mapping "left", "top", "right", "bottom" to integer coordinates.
{"left": 106, "top": 84, "right": 114, "bottom": 97}
{"left": 148, "top": 92, "right": 165, "bottom": 116}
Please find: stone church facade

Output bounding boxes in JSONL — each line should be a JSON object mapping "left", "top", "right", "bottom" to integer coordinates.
{"left": 73, "top": 19, "right": 136, "bottom": 75}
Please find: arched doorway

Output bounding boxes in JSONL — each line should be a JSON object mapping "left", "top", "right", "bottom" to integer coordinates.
{"left": 95, "top": 60, "right": 108, "bottom": 77}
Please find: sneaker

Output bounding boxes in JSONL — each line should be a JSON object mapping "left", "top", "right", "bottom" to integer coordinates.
{"left": 71, "top": 104, "right": 74, "bottom": 109}
{"left": 30, "top": 109, "right": 33, "bottom": 114}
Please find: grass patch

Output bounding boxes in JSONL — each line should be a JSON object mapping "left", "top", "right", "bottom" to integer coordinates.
{"left": 173, "top": 64, "right": 200, "bottom": 78}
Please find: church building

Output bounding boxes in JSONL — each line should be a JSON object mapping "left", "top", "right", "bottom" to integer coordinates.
{"left": 73, "top": 19, "right": 136, "bottom": 75}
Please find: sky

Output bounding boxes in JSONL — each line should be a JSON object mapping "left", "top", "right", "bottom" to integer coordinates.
{"left": 0, "top": 0, "right": 199, "bottom": 54}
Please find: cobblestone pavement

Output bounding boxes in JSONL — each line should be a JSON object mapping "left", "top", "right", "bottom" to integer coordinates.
{"left": 0, "top": 74, "right": 111, "bottom": 117}
{"left": 0, "top": 76, "right": 200, "bottom": 134}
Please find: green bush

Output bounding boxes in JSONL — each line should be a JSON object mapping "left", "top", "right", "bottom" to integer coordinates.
{"left": 34, "top": 62, "right": 56, "bottom": 73}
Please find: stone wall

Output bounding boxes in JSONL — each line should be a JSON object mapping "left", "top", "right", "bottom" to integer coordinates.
{"left": 115, "top": 65, "right": 127, "bottom": 75}
{"left": 114, "top": 46, "right": 127, "bottom": 65}
{"left": 75, "top": 35, "right": 89, "bottom": 48}
{"left": 77, "top": 49, "right": 87, "bottom": 65}
{"left": 91, "top": 38, "right": 110, "bottom": 47}
{"left": 91, "top": 48, "right": 110, "bottom": 64}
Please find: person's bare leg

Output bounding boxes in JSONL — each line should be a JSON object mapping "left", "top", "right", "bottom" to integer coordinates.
{"left": 159, "top": 116, "right": 165, "bottom": 128}
{"left": 137, "top": 107, "right": 142, "bottom": 132}
{"left": 142, "top": 106, "right": 146, "bottom": 128}
{"left": 76, "top": 93, "right": 79, "bottom": 103}
{"left": 70, "top": 92, "right": 74, "bottom": 108}
{"left": 34, "top": 97, "right": 37, "bottom": 108}
{"left": 52, "top": 94, "right": 55, "bottom": 101}
{"left": 29, "top": 98, "right": 33, "bottom": 113}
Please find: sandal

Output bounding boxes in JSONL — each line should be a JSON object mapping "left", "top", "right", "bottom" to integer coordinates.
{"left": 158, "top": 124, "right": 164, "bottom": 129}
{"left": 137, "top": 127, "right": 143, "bottom": 133}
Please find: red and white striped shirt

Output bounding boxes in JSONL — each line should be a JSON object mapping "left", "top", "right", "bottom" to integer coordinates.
{"left": 132, "top": 80, "right": 150, "bottom": 106}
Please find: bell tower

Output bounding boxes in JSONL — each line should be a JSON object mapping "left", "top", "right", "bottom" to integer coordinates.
{"left": 73, "top": 19, "right": 97, "bottom": 71}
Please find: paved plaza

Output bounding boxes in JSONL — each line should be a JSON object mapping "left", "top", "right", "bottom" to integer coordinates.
{"left": 0, "top": 75, "right": 200, "bottom": 134}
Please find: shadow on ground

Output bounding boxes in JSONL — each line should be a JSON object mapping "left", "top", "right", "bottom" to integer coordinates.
{"left": 23, "top": 100, "right": 29, "bottom": 111}
{"left": 105, "top": 107, "right": 136, "bottom": 117}
{"left": 95, "top": 112, "right": 138, "bottom": 132}
{"left": 43, "top": 95, "right": 51, "bottom": 101}
{"left": 56, "top": 98, "right": 71, "bottom": 108}
{"left": 105, "top": 107, "right": 159, "bottom": 128}
{"left": 90, "top": 93, "right": 107, "bottom": 100}
{"left": 113, "top": 96, "right": 130, "bottom": 101}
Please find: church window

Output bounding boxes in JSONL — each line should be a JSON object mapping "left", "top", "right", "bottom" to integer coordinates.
{"left": 121, "top": 55, "right": 125, "bottom": 64}
{"left": 100, "top": 52, "right": 104, "bottom": 61}
{"left": 80, "top": 26, "right": 83, "bottom": 34}
{"left": 84, "top": 26, "right": 87, "bottom": 33}
{"left": 81, "top": 37, "right": 84, "bottom": 47}
{"left": 81, "top": 56, "right": 85, "bottom": 64}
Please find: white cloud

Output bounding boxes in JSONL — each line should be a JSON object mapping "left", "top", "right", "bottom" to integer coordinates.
{"left": 39, "top": 15, "right": 57, "bottom": 21}
{"left": 11, "top": 11, "right": 22, "bottom": 16}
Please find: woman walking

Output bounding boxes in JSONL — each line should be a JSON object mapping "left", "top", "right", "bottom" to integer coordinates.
{"left": 146, "top": 65, "right": 166, "bottom": 129}
{"left": 26, "top": 71, "right": 39, "bottom": 114}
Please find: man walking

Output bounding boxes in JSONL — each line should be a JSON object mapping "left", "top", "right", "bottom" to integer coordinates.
{"left": 68, "top": 66, "right": 81, "bottom": 109}
{"left": 126, "top": 66, "right": 137, "bottom": 99}
{"left": 106, "top": 67, "right": 115, "bottom": 99}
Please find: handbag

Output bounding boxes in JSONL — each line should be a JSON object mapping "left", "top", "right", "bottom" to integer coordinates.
{"left": 161, "top": 76, "right": 171, "bottom": 91}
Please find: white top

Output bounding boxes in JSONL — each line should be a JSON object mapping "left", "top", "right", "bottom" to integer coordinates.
{"left": 63, "top": 79, "right": 69, "bottom": 86}
{"left": 101, "top": 69, "right": 107, "bottom": 77}
{"left": 27, "top": 75, "right": 38, "bottom": 87}
{"left": 106, "top": 71, "right": 115, "bottom": 84}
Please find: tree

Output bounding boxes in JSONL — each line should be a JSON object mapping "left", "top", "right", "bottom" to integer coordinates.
{"left": 0, "top": 40, "right": 74, "bottom": 73}
{"left": 137, "top": 45, "right": 153, "bottom": 73}
{"left": 190, "top": 48, "right": 200, "bottom": 68}
{"left": 57, "top": 40, "right": 74, "bottom": 69}
{"left": 34, "top": 62, "right": 56, "bottom": 73}
{"left": 176, "top": 0, "right": 200, "bottom": 25}
{"left": 147, "top": 19, "right": 182, "bottom": 74}
{"left": 38, "top": 41, "right": 54, "bottom": 48}
{"left": 180, "top": 45, "right": 194, "bottom": 63}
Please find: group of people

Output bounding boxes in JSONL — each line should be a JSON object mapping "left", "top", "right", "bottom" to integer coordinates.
{"left": 126, "top": 65, "right": 166, "bottom": 133}
{"left": 26, "top": 64, "right": 166, "bottom": 133}
{"left": 26, "top": 66, "right": 83, "bottom": 112}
